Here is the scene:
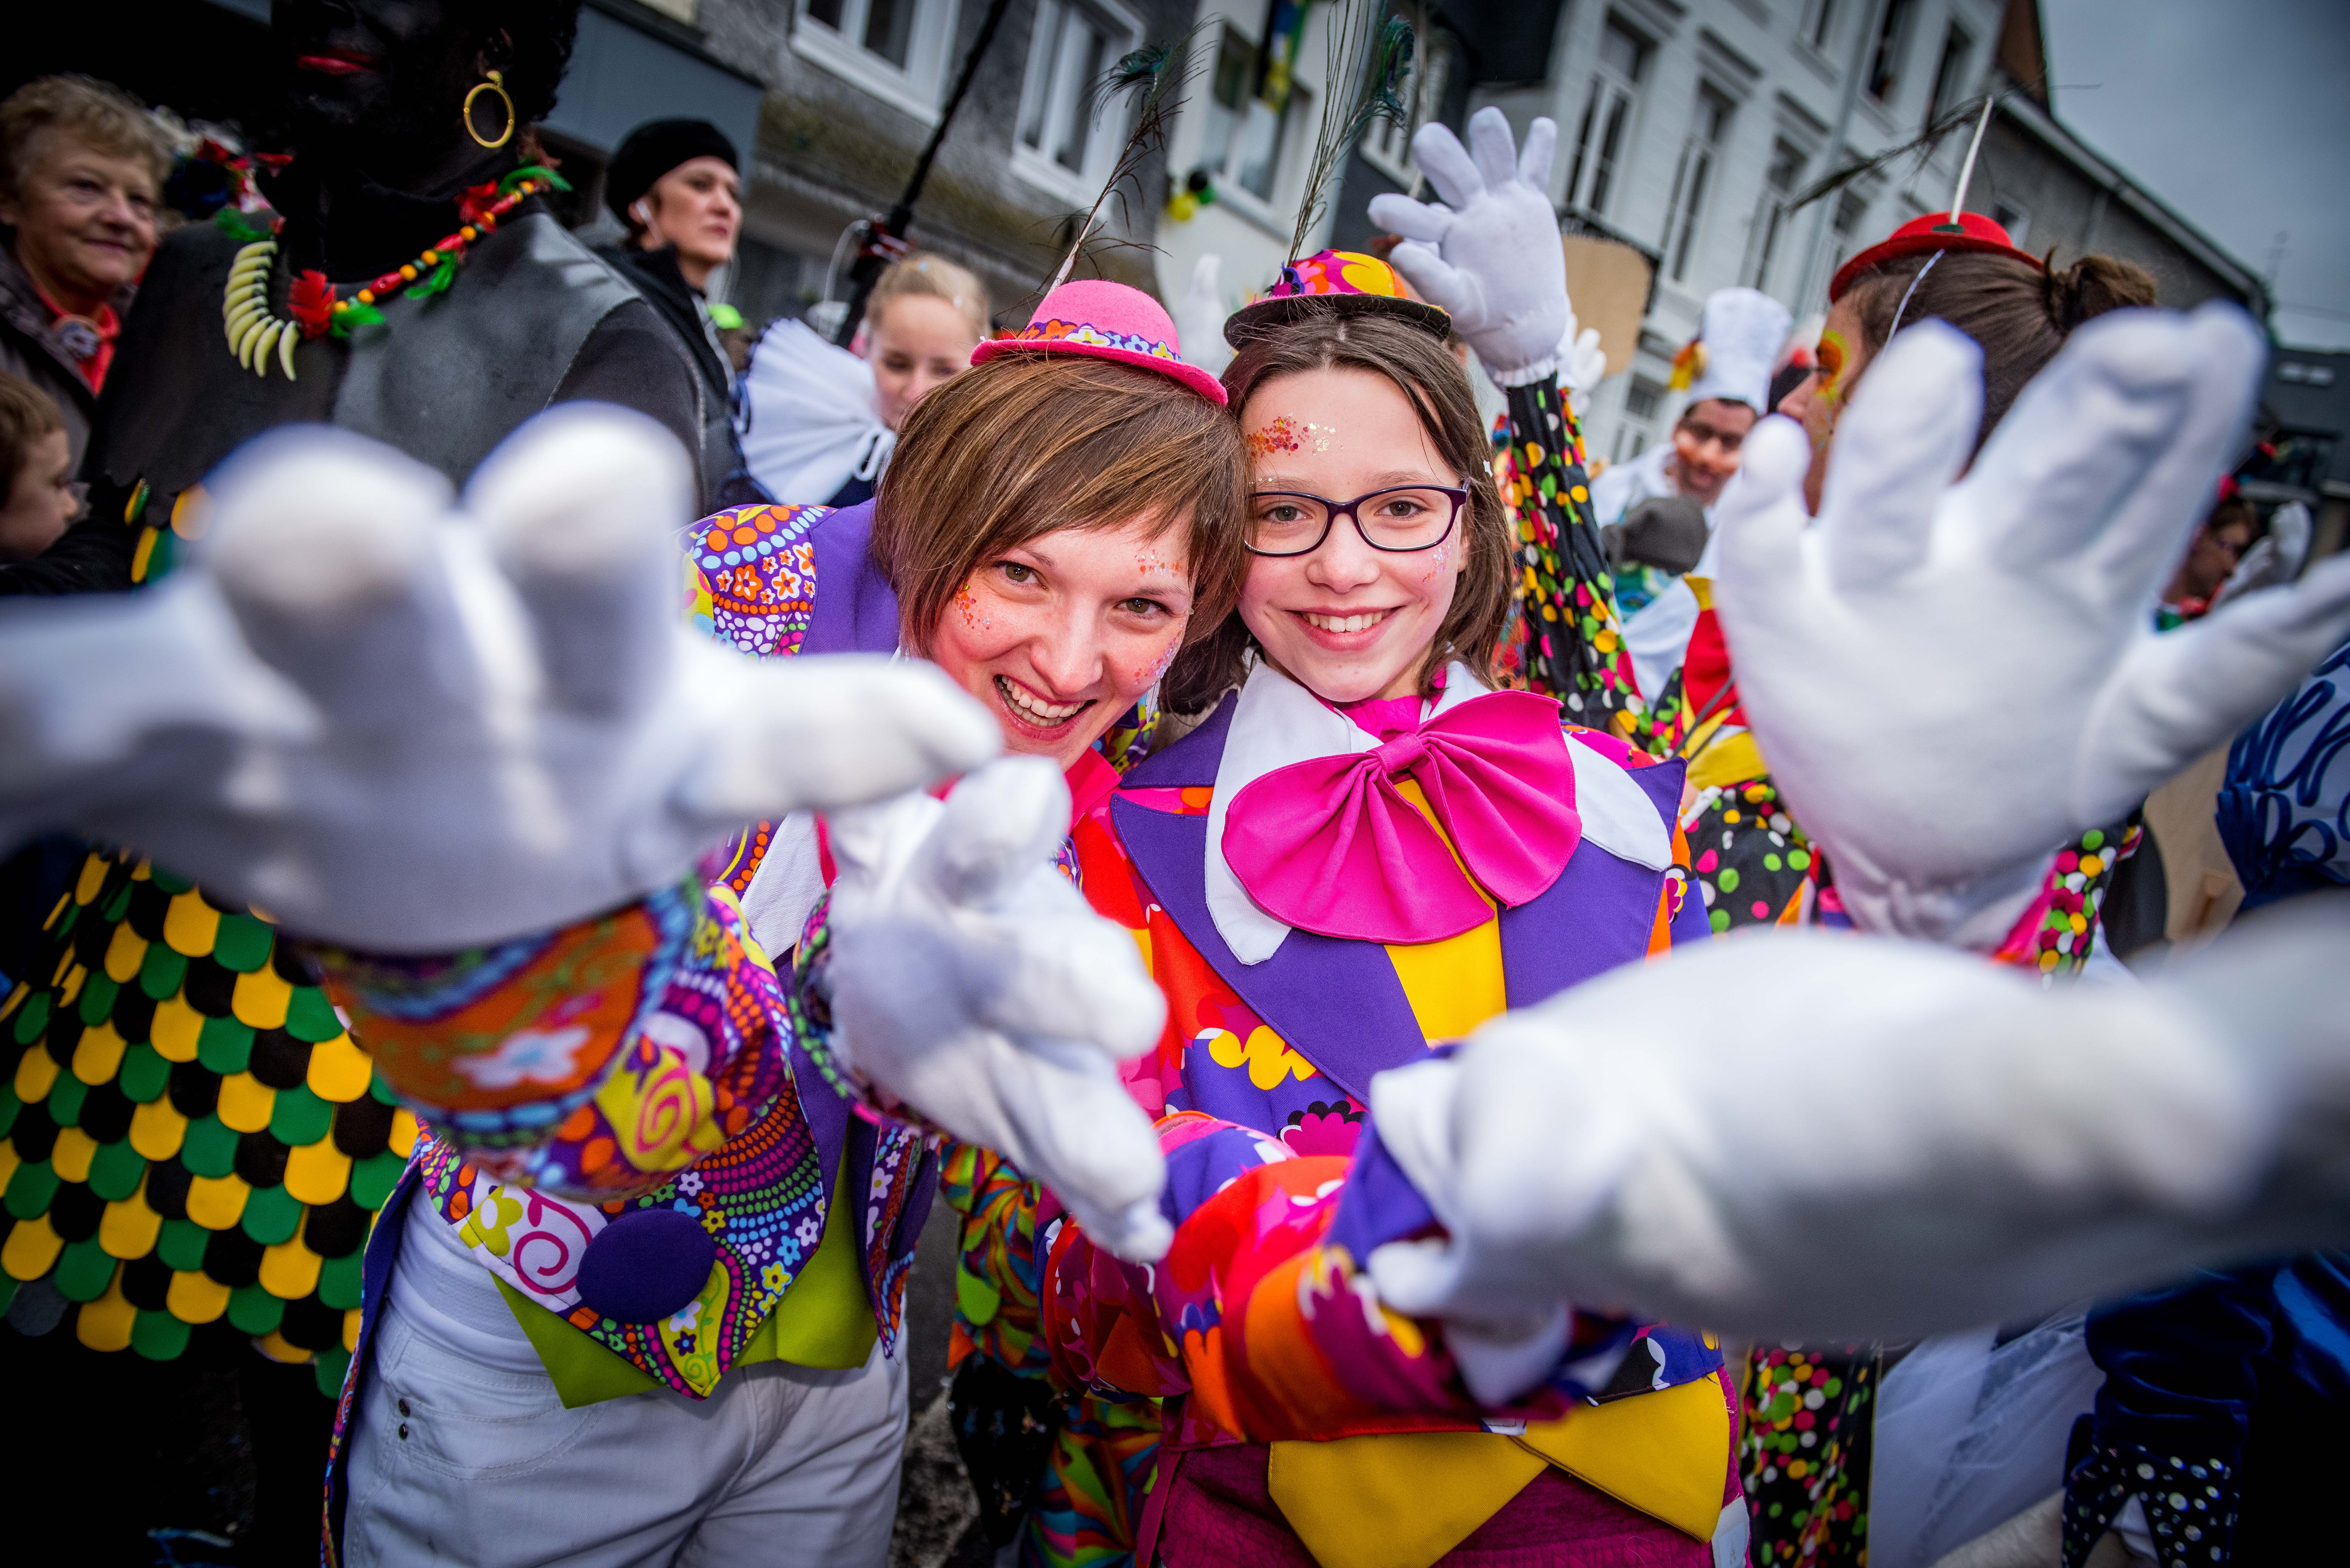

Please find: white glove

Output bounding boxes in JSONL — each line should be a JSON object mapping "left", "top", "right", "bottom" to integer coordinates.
{"left": 1366, "top": 897, "right": 2350, "bottom": 1344}
{"left": 825, "top": 757, "right": 1173, "bottom": 1263}
{"left": 1713, "top": 306, "right": 2350, "bottom": 945}
{"left": 1369, "top": 109, "right": 1567, "bottom": 386}
{"left": 1559, "top": 322, "right": 1606, "bottom": 419}
{"left": 0, "top": 406, "right": 1000, "bottom": 950}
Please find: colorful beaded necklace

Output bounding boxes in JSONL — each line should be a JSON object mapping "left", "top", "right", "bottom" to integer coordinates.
{"left": 217, "top": 163, "right": 568, "bottom": 382}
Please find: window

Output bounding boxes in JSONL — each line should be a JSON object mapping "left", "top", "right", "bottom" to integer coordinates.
{"left": 1015, "top": 0, "right": 1139, "bottom": 194}
{"left": 1200, "top": 26, "right": 1310, "bottom": 203}
{"left": 1663, "top": 87, "right": 1732, "bottom": 283}
{"left": 1363, "top": 34, "right": 1456, "bottom": 181}
{"left": 795, "top": 0, "right": 962, "bottom": 123}
{"left": 1565, "top": 21, "right": 1648, "bottom": 218}
{"left": 1807, "top": 0, "right": 1840, "bottom": 52}
{"left": 1616, "top": 375, "right": 1665, "bottom": 463}
{"left": 1867, "top": 0, "right": 1916, "bottom": 102}
{"left": 1927, "top": 23, "right": 1974, "bottom": 126}
{"left": 1990, "top": 199, "right": 2031, "bottom": 248}
{"left": 1749, "top": 138, "right": 1807, "bottom": 290}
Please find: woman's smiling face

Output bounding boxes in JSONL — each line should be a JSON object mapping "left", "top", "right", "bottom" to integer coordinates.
{"left": 923, "top": 516, "right": 1194, "bottom": 769}
{"left": 1236, "top": 366, "right": 1466, "bottom": 704}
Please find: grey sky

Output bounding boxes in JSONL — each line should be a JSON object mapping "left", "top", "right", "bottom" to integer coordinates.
{"left": 2043, "top": 0, "right": 2350, "bottom": 349}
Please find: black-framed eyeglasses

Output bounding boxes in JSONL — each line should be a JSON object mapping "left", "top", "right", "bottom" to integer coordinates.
{"left": 1244, "top": 485, "right": 1469, "bottom": 557}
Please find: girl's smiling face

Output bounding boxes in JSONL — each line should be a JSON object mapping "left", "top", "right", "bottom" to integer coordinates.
{"left": 1236, "top": 367, "right": 1467, "bottom": 704}
{"left": 924, "top": 516, "right": 1194, "bottom": 769}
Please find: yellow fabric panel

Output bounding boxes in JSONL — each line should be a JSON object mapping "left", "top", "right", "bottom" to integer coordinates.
{"left": 102, "top": 921, "right": 147, "bottom": 984}
{"left": 49, "top": 1126, "right": 97, "bottom": 1184}
{"left": 4, "top": 1213, "right": 64, "bottom": 1280}
{"left": 73, "top": 1021, "right": 128, "bottom": 1086}
{"left": 150, "top": 994, "right": 203, "bottom": 1061}
{"left": 261, "top": 1235, "right": 322, "bottom": 1298}
{"left": 306, "top": 1033, "right": 373, "bottom": 1102}
{"left": 1268, "top": 1431, "right": 1547, "bottom": 1568}
{"left": 75, "top": 854, "right": 110, "bottom": 905}
{"left": 284, "top": 1139, "right": 352, "bottom": 1205}
{"left": 231, "top": 965, "right": 292, "bottom": 1029}
{"left": 186, "top": 1172, "right": 249, "bottom": 1230}
{"left": 100, "top": 1185, "right": 161, "bottom": 1260}
{"left": 168, "top": 1269, "right": 231, "bottom": 1324}
{"left": 216, "top": 1072, "right": 275, "bottom": 1133}
{"left": 14, "top": 1044, "right": 57, "bottom": 1104}
{"left": 1382, "top": 780, "right": 1508, "bottom": 1045}
{"left": 130, "top": 1098, "right": 187, "bottom": 1161}
{"left": 1511, "top": 1374, "right": 1730, "bottom": 1542}
{"left": 1685, "top": 730, "right": 1766, "bottom": 794}
{"left": 77, "top": 1268, "right": 134, "bottom": 1351}
{"left": 162, "top": 890, "right": 217, "bottom": 956}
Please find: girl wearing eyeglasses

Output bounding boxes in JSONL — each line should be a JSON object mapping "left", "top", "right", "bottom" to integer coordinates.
{"left": 936, "top": 114, "right": 1738, "bottom": 1568}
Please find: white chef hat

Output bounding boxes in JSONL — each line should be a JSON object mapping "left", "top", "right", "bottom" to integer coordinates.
{"left": 1677, "top": 287, "right": 1793, "bottom": 413}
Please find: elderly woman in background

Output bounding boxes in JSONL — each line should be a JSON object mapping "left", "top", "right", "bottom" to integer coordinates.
{"left": 0, "top": 74, "right": 170, "bottom": 471}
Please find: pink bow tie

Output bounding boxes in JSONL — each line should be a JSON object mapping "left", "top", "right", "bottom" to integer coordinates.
{"left": 1222, "top": 690, "right": 1582, "bottom": 944}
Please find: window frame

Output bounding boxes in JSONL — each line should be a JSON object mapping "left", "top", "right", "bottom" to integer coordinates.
{"left": 1010, "top": 0, "right": 1145, "bottom": 205}
{"left": 1565, "top": 19, "right": 1650, "bottom": 220}
{"left": 1866, "top": 0, "right": 1918, "bottom": 104}
{"left": 792, "top": 0, "right": 966, "bottom": 127}
{"left": 1360, "top": 30, "right": 1457, "bottom": 186}
{"left": 1194, "top": 21, "right": 1314, "bottom": 220}
{"left": 1661, "top": 84, "right": 1733, "bottom": 285}
{"left": 1747, "top": 136, "right": 1809, "bottom": 291}
{"left": 1926, "top": 21, "right": 1975, "bottom": 127}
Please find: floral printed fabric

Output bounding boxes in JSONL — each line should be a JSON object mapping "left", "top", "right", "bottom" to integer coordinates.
{"left": 319, "top": 878, "right": 921, "bottom": 1397}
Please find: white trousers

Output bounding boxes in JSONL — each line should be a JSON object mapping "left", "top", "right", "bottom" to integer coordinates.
{"left": 344, "top": 1300, "right": 908, "bottom": 1567}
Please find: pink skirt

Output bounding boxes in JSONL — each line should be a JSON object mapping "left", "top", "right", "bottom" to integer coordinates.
{"left": 1155, "top": 1442, "right": 1717, "bottom": 1568}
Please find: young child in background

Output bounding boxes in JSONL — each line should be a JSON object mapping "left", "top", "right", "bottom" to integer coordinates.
{"left": 0, "top": 370, "right": 78, "bottom": 563}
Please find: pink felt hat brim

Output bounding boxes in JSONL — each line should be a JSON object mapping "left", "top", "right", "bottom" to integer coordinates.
{"left": 970, "top": 335, "right": 1228, "bottom": 405}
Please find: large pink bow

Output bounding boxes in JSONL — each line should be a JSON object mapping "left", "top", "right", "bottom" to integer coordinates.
{"left": 1222, "top": 690, "right": 1581, "bottom": 944}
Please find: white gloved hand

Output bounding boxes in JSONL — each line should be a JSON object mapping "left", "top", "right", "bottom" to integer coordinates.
{"left": 825, "top": 757, "right": 1173, "bottom": 1263}
{"left": 1559, "top": 322, "right": 1607, "bottom": 419}
{"left": 0, "top": 405, "right": 1000, "bottom": 950}
{"left": 1714, "top": 305, "right": 2350, "bottom": 945}
{"left": 1366, "top": 899, "right": 2350, "bottom": 1344}
{"left": 1368, "top": 108, "right": 1566, "bottom": 386}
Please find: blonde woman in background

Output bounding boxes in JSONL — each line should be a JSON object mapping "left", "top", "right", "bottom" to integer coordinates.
{"left": 740, "top": 250, "right": 990, "bottom": 508}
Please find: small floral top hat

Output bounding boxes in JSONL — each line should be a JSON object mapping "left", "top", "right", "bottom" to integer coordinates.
{"left": 1223, "top": 249, "right": 1452, "bottom": 349}
{"left": 971, "top": 278, "right": 1227, "bottom": 404}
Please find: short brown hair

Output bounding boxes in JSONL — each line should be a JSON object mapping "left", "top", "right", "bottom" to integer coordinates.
{"left": 0, "top": 76, "right": 172, "bottom": 211}
{"left": 0, "top": 370, "right": 65, "bottom": 501}
{"left": 1842, "top": 248, "right": 2157, "bottom": 444}
{"left": 1163, "top": 308, "right": 1510, "bottom": 712}
{"left": 874, "top": 353, "right": 1247, "bottom": 655}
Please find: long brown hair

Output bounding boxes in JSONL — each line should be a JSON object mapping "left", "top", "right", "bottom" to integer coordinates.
{"left": 874, "top": 353, "right": 1247, "bottom": 656}
{"left": 1841, "top": 249, "right": 2157, "bottom": 443}
{"left": 1161, "top": 307, "right": 1509, "bottom": 712}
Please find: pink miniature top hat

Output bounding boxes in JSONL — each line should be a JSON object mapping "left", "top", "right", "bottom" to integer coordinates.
{"left": 970, "top": 278, "right": 1227, "bottom": 404}
{"left": 1223, "top": 249, "right": 1451, "bottom": 348}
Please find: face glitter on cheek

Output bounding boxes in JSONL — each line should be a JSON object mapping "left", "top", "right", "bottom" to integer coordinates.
{"left": 1815, "top": 329, "right": 1850, "bottom": 409}
{"left": 1135, "top": 621, "right": 1187, "bottom": 688}
{"left": 954, "top": 581, "right": 985, "bottom": 631}
{"left": 1245, "top": 416, "right": 1303, "bottom": 457}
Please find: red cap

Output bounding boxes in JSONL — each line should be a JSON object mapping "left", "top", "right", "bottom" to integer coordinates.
{"left": 1828, "top": 211, "right": 2039, "bottom": 303}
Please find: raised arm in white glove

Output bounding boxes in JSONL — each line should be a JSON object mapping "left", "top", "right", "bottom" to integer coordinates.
{"left": 1558, "top": 319, "right": 1607, "bottom": 419}
{"left": 1714, "top": 306, "right": 2350, "bottom": 945}
{"left": 1368, "top": 109, "right": 1567, "bottom": 386}
{"left": 824, "top": 758, "right": 1173, "bottom": 1263}
{"left": 1367, "top": 896, "right": 2350, "bottom": 1348}
{"left": 0, "top": 405, "right": 997, "bottom": 949}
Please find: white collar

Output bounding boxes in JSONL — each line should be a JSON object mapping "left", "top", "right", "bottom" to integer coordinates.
{"left": 1202, "top": 659, "right": 1672, "bottom": 965}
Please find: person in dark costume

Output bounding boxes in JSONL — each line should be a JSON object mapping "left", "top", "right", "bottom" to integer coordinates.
{"left": 0, "top": 3, "right": 703, "bottom": 1559}
{"left": 595, "top": 116, "right": 763, "bottom": 505}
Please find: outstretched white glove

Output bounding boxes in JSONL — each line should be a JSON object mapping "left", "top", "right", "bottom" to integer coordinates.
{"left": 1715, "top": 306, "right": 2350, "bottom": 945}
{"left": 0, "top": 406, "right": 1000, "bottom": 950}
{"left": 1369, "top": 109, "right": 1567, "bottom": 386}
{"left": 825, "top": 758, "right": 1173, "bottom": 1263}
{"left": 1559, "top": 320, "right": 1607, "bottom": 418}
{"left": 1367, "top": 897, "right": 2350, "bottom": 1345}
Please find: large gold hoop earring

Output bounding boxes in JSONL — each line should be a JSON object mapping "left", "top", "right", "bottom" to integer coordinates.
{"left": 463, "top": 70, "right": 516, "bottom": 150}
